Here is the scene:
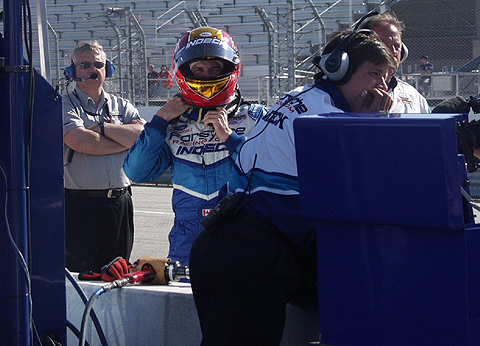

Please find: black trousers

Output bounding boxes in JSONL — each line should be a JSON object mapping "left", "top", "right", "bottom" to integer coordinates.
{"left": 190, "top": 212, "right": 316, "bottom": 346}
{"left": 65, "top": 191, "right": 134, "bottom": 273}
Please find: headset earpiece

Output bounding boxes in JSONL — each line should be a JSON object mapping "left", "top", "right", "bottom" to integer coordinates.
{"left": 64, "top": 62, "right": 75, "bottom": 79}
{"left": 318, "top": 50, "right": 351, "bottom": 83}
{"left": 317, "top": 29, "right": 372, "bottom": 85}
{"left": 64, "top": 60, "right": 115, "bottom": 80}
{"left": 400, "top": 42, "right": 408, "bottom": 63}
{"left": 105, "top": 60, "right": 115, "bottom": 78}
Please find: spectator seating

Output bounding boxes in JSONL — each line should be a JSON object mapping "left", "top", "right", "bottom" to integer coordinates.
{"left": 19, "top": 0, "right": 365, "bottom": 103}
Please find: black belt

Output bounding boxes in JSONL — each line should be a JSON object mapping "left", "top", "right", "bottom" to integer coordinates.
{"left": 65, "top": 186, "right": 130, "bottom": 199}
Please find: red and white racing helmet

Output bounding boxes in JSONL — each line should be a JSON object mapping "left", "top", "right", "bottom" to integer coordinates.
{"left": 172, "top": 26, "right": 241, "bottom": 108}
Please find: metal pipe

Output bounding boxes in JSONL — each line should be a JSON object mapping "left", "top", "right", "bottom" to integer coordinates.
{"left": 126, "top": 10, "right": 133, "bottom": 102}
{"left": 255, "top": 5, "right": 276, "bottom": 104}
{"left": 47, "top": 21, "right": 60, "bottom": 83}
{"left": 36, "top": 0, "right": 51, "bottom": 82}
{"left": 128, "top": 9, "right": 148, "bottom": 105}
{"left": 155, "top": 1, "right": 185, "bottom": 32}
{"left": 287, "top": 0, "right": 295, "bottom": 90}
{"left": 305, "top": 0, "right": 326, "bottom": 47}
{"left": 104, "top": 14, "right": 123, "bottom": 96}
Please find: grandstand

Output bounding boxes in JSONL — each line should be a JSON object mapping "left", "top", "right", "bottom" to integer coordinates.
{"left": 1, "top": 0, "right": 477, "bottom": 107}
{"left": 11, "top": 0, "right": 369, "bottom": 106}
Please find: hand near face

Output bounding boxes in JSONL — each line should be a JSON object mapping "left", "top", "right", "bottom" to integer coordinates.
{"left": 155, "top": 96, "right": 191, "bottom": 122}
{"left": 474, "top": 148, "right": 480, "bottom": 160}
{"left": 203, "top": 107, "right": 232, "bottom": 142}
{"left": 350, "top": 87, "right": 393, "bottom": 113}
{"left": 339, "top": 61, "right": 393, "bottom": 114}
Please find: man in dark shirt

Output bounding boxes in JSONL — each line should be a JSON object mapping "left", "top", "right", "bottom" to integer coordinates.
{"left": 419, "top": 55, "right": 434, "bottom": 96}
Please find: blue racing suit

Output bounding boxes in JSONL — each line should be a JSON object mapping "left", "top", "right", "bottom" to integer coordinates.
{"left": 123, "top": 102, "right": 266, "bottom": 265}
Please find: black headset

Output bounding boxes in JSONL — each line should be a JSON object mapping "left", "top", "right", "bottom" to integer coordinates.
{"left": 64, "top": 60, "right": 115, "bottom": 81}
{"left": 313, "top": 11, "right": 409, "bottom": 84}
{"left": 356, "top": 10, "right": 409, "bottom": 63}
{"left": 315, "top": 29, "right": 375, "bottom": 84}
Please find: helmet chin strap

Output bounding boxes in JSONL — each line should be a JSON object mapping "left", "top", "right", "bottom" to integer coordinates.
{"left": 225, "top": 86, "right": 243, "bottom": 115}
{"left": 194, "top": 86, "right": 243, "bottom": 122}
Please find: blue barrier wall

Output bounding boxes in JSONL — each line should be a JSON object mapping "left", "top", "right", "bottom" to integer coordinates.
{"left": 295, "top": 114, "right": 480, "bottom": 345}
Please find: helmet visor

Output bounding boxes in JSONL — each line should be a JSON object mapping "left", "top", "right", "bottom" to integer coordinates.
{"left": 185, "top": 76, "right": 230, "bottom": 99}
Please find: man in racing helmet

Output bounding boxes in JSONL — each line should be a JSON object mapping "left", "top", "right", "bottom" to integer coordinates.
{"left": 123, "top": 27, "right": 266, "bottom": 269}
{"left": 173, "top": 26, "right": 241, "bottom": 108}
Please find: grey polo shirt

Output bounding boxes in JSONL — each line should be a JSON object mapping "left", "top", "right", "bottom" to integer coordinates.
{"left": 63, "top": 87, "right": 143, "bottom": 190}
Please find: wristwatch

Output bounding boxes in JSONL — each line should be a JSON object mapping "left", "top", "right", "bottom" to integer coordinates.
{"left": 99, "top": 122, "right": 105, "bottom": 136}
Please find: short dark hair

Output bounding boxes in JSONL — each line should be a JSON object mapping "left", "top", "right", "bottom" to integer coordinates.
{"left": 358, "top": 12, "right": 405, "bottom": 34}
{"left": 318, "top": 29, "right": 397, "bottom": 80}
{"left": 420, "top": 55, "right": 429, "bottom": 60}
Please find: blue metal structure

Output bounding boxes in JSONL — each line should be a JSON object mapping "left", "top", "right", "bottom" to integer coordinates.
{"left": 0, "top": 0, "right": 66, "bottom": 344}
{"left": 294, "top": 114, "right": 480, "bottom": 345}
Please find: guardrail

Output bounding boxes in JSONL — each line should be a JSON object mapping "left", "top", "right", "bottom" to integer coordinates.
{"left": 402, "top": 72, "right": 479, "bottom": 100}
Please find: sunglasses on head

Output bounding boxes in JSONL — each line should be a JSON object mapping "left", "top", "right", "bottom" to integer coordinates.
{"left": 76, "top": 61, "right": 105, "bottom": 69}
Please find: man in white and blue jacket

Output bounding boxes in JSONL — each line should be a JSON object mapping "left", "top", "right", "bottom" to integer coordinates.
{"left": 190, "top": 28, "right": 397, "bottom": 346}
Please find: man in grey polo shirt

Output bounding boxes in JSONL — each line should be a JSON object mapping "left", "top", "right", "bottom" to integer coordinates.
{"left": 63, "top": 40, "right": 144, "bottom": 273}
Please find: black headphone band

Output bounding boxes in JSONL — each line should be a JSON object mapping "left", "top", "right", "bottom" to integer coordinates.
{"left": 352, "top": 10, "right": 379, "bottom": 30}
{"left": 315, "top": 10, "right": 381, "bottom": 84}
{"left": 318, "top": 28, "right": 375, "bottom": 84}
{"left": 333, "top": 29, "right": 375, "bottom": 53}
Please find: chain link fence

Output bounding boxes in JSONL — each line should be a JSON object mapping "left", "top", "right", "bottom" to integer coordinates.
{"left": 1, "top": 0, "right": 478, "bottom": 109}
{"left": 392, "top": 0, "right": 479, "bottom": 109}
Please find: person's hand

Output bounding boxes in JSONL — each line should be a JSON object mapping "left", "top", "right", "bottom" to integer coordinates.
{"left": 155, "top": 96, "right": 191, "bottom": 122}
{"left": 351, "top": 88, "right": 392, "bottom": 114}
{"left": 130, "top": 118, "right": 144, "bottom": 125}
{"left": 101, "top": 256, "right": 131, "bottom": 282}
{"left": 203, "top": 107, "right": 232, "bottom": 142}
{"left": 474, "top": 148, "right": 480, "bottom": 160}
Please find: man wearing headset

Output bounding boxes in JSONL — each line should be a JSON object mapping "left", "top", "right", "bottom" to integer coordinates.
{"left": 189, "top": 28, "right": 397, "bottom": 345}
{"left": 123, "top": 27, "right": 266, "bottom": 268}
{"left": 63, "top": 40, "right": 144, "bottom": 273}
{"left": 359, "top": 12, "right": 431, "bottom": 113}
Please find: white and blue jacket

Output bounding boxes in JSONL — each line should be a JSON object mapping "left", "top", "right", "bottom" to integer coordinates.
{"left": 225, "top": 80, "right": 349, "bottom": 253}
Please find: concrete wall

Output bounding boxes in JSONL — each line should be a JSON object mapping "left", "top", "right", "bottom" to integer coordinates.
{"left": 137, "top": 106, "right": 159, "bottom": 123}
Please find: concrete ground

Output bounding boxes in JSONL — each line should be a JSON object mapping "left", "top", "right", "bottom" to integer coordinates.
{"left": 68, "top": 184, "right": 320, "bottom": 346}
{"left": 130, "top": 183, "right": 174, "bottom": 262}
{"left": 129, "top": 182, "right": 480, "bottom": 262}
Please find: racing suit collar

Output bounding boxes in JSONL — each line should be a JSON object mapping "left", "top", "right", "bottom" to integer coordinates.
{"left": 185, "top": 94, "right": 241, "bottom": 122}
{"left": 185, "top": 107, "right": 220, "bottom": 122}
{"left": 315, "top": 78, "right": 351, "bottom": 112}
{"left": 186, "top": 108, "right": 205, "bottom": 122}
{"left": 389, "top": 75, "right": 398, "bottom": 91}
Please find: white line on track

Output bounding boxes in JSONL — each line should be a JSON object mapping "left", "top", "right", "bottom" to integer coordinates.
{"left": 134, "top": 210, "right": 174, "bottom": 215}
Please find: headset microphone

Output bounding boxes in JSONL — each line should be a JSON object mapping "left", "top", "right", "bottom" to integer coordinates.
{"left": 74, "top": 73, "right": 99, "bottom": 82}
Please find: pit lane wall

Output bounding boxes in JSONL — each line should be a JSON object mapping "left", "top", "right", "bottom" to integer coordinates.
{"left": 66, "top": 279, "right": 319, "bottom": 346}
{"left": 294, "top": 114, "right": 480, "bottom": 345}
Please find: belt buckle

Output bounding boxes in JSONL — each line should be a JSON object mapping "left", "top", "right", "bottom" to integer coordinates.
{"left": 107, "top": 189, "right": 115, "bottom": 199}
